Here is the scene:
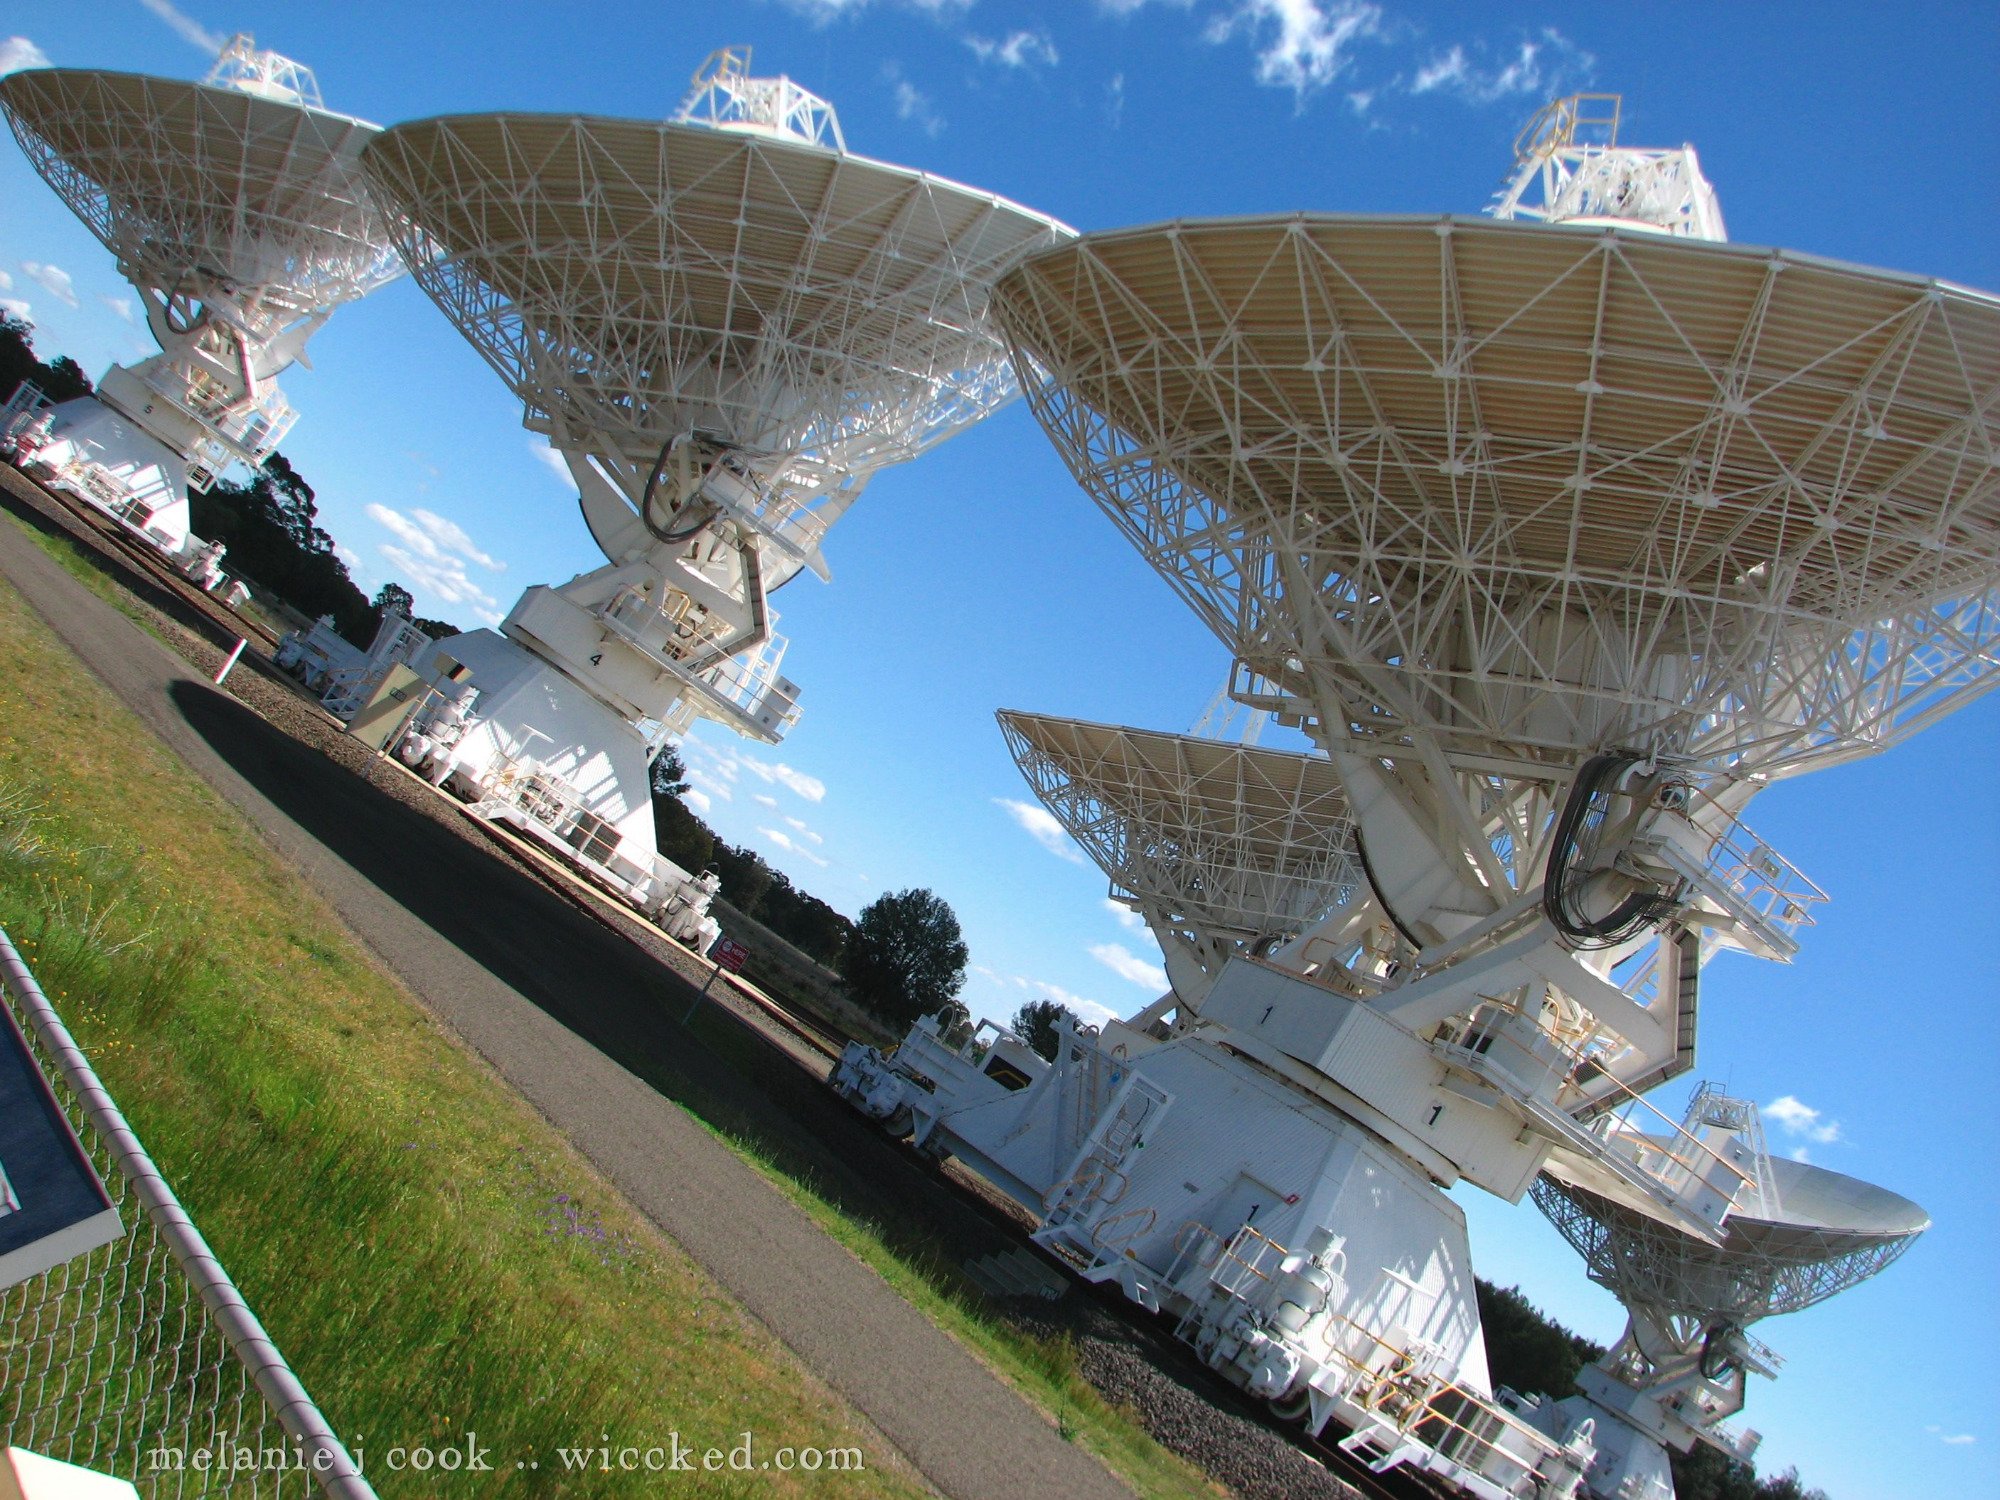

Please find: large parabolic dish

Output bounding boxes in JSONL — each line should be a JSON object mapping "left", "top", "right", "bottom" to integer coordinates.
{"left": 361, "top": 100, "right": 1071, "bottom": 583}
{"left": 990, "top": 216, "right": 2000, "bottom": 783}
{"left": 998, "top": 709, "right": 1360, "bottom": 949}
{"left": 0, "top": 37, "right": 402, "bottom": 486}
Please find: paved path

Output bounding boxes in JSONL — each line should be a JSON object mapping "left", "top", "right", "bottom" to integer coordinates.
{"left": 0, "top": 507, "right": 1134, "bottom": 1500}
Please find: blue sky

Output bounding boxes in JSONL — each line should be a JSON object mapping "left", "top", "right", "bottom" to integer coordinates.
{"left": 3, "top": 3, "right": 1995, "bottom": 1494}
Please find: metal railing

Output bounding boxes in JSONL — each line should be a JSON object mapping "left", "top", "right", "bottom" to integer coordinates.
{"left": 0, "top": 930, "right": 373, "bottom": 1497}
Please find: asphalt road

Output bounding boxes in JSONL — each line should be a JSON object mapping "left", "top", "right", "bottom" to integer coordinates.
{"left": 0, "top": 502, "right": 1134, "bottom": 1500}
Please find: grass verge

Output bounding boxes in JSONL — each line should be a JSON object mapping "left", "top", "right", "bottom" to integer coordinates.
{"left": 0, "top": 503, "right": 1225, "bottom": 1499}
{"left": 0, "top": 562, "right": 928, "bottom": 1497}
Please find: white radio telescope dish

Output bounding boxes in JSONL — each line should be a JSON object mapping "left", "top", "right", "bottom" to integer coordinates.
{"left": 361, "top": 48, "right": 1071, "bottom": 595}
{"left": 0, "top": 34, "right": 402, "bottom": 544}
{"left": 998, "top": 709, "right": 1361, "bottom": 984}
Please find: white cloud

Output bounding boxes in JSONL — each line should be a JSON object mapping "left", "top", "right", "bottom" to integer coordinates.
{"left": 783, "top": 814, "right": 824, "bottom": 845}
{"left": 1028, "top": 980, "right": 1121, "bottom": 1031}
{"left": 1105, "top": 72, "right": 1126, "bottom": 129}
{"left": 138, "top": 0, "right": 223, "bottom": 55}
{"left": 893, "top": 78, "right": 945, "bottom": 136}
{"left": 1765, "top": 1094, "right": 1843, "bottom": 1146}
{"left": 684, "top": 787, "right": 712, "bottom": 815}
{"left": 1412, "top": 44, "right": 1468, "bottom": 94}
{"left": 760, "top": 826, "right": 831, "bottom": 868}
{"left": 1090, "top": 942, "right": 1168, "bottom": 991}
{"left": 966, "top": 30, "right": 1059, "bottom": 69}
{"left": 379, "top": 545, "right": 504, "bottom": 626}
{"left": 1207, "top": 0, "right": 1384, "bottom": 101}
{"left": 1410, "top": 29, "right": 1593, "bottom": 105}
{"left": 746, "top": 757, "right": 826, "bottom": 802}
{"left": 753, "top": 793, "right": 779, "bottom": 809}
{"left": 20, "top": 262, "right": 77, "bottom": 308}
{"left": 366, "top": 502, "right": 505, "bottom": 573}
{"left": 0, "top": 299, "right": 30, "bottom": 323}
{"left": 783, "top": 0, "right": 970, "bottom": 20}
{"left": 1104, "top": 898, "right": 1147, "bottom": 933}
{"left": 98, "top": 294, "right": 136, "bottom": 324}
{"left": 995, "top": 798, "right": 1084, "bottom": 864}
{"left": 412, "top": 508, "right": 504, "bottom": 570}
{"left": 527, "top": 441, "right": 573, "bottom": 487}
{"left": 0, "top": 36, "right": 50, "bottom": 75}
{"left": 1926, "top": 1425, "right": 1977, "bottom": 1446}
{"left": 685, "top": 737, "right": 828, "bottom": 803}
{"left": 685, "top": 766, "right": 733, "bottom": 803}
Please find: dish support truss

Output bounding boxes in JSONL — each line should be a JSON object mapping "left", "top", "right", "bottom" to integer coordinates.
{"left": 961, "top": 124, "right": 1991, "bottom": 1497}
{"left": 1526, "top": 1084, "right": 1925, "bottom": 1479}
{"left": 999, "top": 710, "right": 1366, "bottom": 996}
{"left": 0, "top": 38, "right": 402, "bottom": 487}
{"left": 365, "top": 90, "right": 1068, "bottom": 746}
{"left": 994, "top": 215, "right": 2000, "bottom": 1110}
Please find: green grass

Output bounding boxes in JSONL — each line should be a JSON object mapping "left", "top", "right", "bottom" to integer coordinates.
{"left": 0, "top": 563, "right": 928, "bottom": 1498}
{"left": 713, "top": 1125, "right": 1225, "bottom": 1500}
{"left": 0, "top": 507, "right": 1225, "bottom": 1499}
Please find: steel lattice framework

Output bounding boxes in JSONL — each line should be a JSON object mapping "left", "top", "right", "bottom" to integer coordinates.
{"left": 1532, "top": 1169, "right": 1924, "bottom": 1327}
{"left": 990, "top": 216, "right": 2000, "bottom": 786}
{"left": 999, "top": 710, "right": 1362, "bottom": 948}
{"left": 360, "top": 107, "right": 1072, "bottom": 561}
{"left": 0, "top": 59, "right": 401, "bottom": 331}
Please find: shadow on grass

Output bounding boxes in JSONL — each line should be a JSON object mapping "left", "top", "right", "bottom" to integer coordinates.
{"left": 165, "top": 677, "right": 1026, "bottom": 1284}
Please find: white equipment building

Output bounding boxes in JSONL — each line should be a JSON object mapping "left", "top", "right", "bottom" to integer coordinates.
{"left": 0, "top": 36, "right": 403, "bottom": 580}
{"left": 351, "top": 49, "right": 1071, "bottom": 932}
{"left": 834, "top": 95, "right": 1997, "bottom": 1498}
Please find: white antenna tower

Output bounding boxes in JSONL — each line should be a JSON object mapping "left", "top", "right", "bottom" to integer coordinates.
{"left": 353, "top": 51, "right": 1071, "bottom": 921}
{"left": 1490, "top": 93, "right": 1726, "bottom": 240}
{"left": 674, "top": 45, "right": 844, "bottom": 152}
{"left": 202, "top": 32, "right": 323, "bottom": 109}
{"left": 0, "top": 35, "right": 402, "bottom": 559}
{"left": 833, "top": 94, "right": 1996, "bottom": 1500}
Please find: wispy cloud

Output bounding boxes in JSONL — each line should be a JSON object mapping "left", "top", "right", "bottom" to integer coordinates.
{"left": 1090, "top": 941, "right": 1168, "bottom": 991}
{"left": 137, "top": 0, "right": 224, "bottom": 55}
{"left": 0, "top": 299, "right": 31, "bottom": 323}
{"left": 783, "top": 814, "right": 824, "bottom": 845}
{"left": 1926, "top": 1425, "right": 1977, "bottom": 1446}
{"left": 893, "top": 77, "right": 945, "bottom": 136}
{"left": 1410, "top": 29, "right": 1593, "bottom": 104}
{"left": 683, "top": 786, "right": 713, "bottom": 815}
{"left": 0, "top": 36, "right": 50, "bottom": 75}
{"left": 965, "top": 30, "right": 1059, "bottom": 70}
{"left": 760, "top": 826, "right": 830, "bottom": 868}
{"left": 995, "top": 798, "right": 1083, "bottom": 863}
{"left": 1104, "top": 898, "right": 1147, "bottom": 933}
{"left": 98, "top": 294, "right": 136, "bottom": 324}
{"left": 683, "top": 737, "right": 828, "bottom": 804}
{"left": 20, "top": 262, "right": 77, "bottom": 308}
{"left": 783, "top": 0, "right": 971, "bottom": 22}
{"left": 1207, "top": 0, "right": 1384, "bottom": 103}
{"left": 1765, "top": 1094, "right": 1843, "bottom": 1146}
{"left": 527, "top": 441, "right": 573, "bottom": 487}
{"left": 1105, "top": 71, "right": 1126, "bottom": 128}
{"left": 367, "top": 502, "right": 508, "bottom": 626}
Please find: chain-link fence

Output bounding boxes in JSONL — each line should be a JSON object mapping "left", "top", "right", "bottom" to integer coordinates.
{"left": 0, "top": 930, "right": 374, "bottom": 1498}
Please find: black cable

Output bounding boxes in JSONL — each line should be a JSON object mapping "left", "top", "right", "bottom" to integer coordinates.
{"left": 1351, "top": 825, "right": 1425, "bottom": 953}
{"left": 1542, "top": 751, "right": 1681, "bottom": 949}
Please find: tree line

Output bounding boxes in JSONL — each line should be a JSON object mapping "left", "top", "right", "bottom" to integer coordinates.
{"left": 2, "top": 314, "right": 454, "bottom": 649}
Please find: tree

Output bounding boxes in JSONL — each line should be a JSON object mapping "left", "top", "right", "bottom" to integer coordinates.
{"left": 373, "top": 581, "right": 416, "bottom": 621}
{"left": 0, "top": 314, "right": 94, "bottom": 408}
{"left": 1012, "top": 997, "right": 1079, "bottom": 1061}
{"left": 839, "top": 888, "right": 968, "bottom": 1028}
{"left": 650, "top": 745, "right": 689, "bottom": 799}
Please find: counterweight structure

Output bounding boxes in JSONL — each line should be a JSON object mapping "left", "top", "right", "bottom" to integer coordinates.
{"left": 0, "top": 35, "right": 403, "bottom": 574}
{"left": 833, "top": 98, "right": 1996, "bottom": 1498}
{"left": 352, "top": 49, "right": 1070, "bottom": 930}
